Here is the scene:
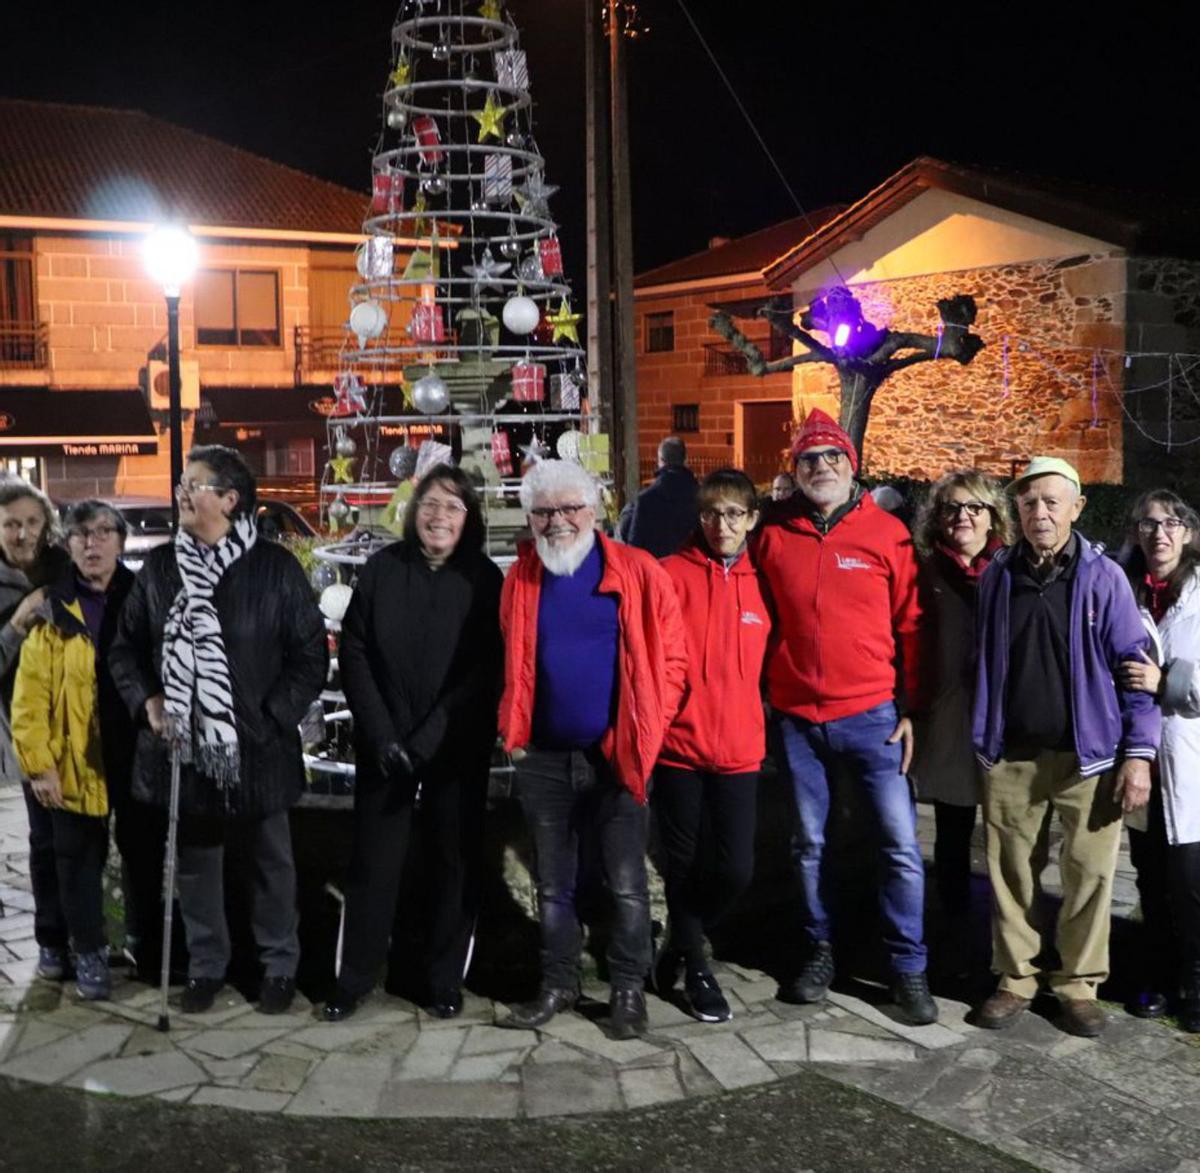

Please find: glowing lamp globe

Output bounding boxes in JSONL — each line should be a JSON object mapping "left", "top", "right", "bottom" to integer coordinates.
{"left": 832, "top": 323, "right": 852, "bottom": 349}
{"left": 143, "top": 226, "right": 199, "bottom": 296}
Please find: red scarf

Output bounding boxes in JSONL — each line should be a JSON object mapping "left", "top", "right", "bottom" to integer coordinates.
{"left": 1144, "top": 574, "right": 1172, "bottom": 624}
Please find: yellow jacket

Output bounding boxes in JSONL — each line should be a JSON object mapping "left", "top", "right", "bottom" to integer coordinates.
{"left": 12, "top": 598, "right": 108, "bottom": 817}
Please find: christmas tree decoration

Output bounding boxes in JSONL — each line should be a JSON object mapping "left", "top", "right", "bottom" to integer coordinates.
{"left": 334, "top": 426, "right": 357, "bottom": 458}
{"left": 350, "top": 300, "right": 388, "bottom": 348}
{"left": 502, "top": 294, "right": 540, "bottom": 334}
{"left": 389, "top": 57, "right": 412, "bottom": 87}
{"left": 412, "top": 371, "right": 450, "bottom": 414}
{"left": 412, "top": 116, "right": 445, "bottom": 166}
{"left": 491, "top": 431, "right": 514, "bottom": 475}
{"left": 537, "top": 236, "right": 563, "bottom": 277}
{"left": 577, "top": 432, "right": 610, "bottom": 474}
{"left": 319, "top": 584, "right": 354, "bottom": 623}
{"left": 387, "top": 109, "right": 409, "bottom": 131}
{"left": 472, "top": 90, "right": 507, "bottom": 143}
{"left": 415, "top": 438, "right": 454, "bottom": 478}
{"left": 478, "top": 0, "right": 502, "bottom": 20}
{"left": 482, "top": 153, "right": 513, "bottom": 203}
{"left": 310, "top": 561, "right": 338, "bottom": 592}
{"left": 517, "top": 251, "right": 545, "bottom": 284}
{"left": 328, "top": 454, "right": 355, "bottom": 484}
{"left": 494, "top": 49, "right": 529, "bottom": 89}
{"left": 420, "top": 174, "right": 448, "bottom": 197}
{"left": 550, "top": 370, "right": 584, "bottom": 410}
{"left": 332, "top": 373, "right": 368, "bottom": 416}
{"left": 409, "top": 301, "right": 446, "bottom": 343}
{"left": 328, "top": 494, "right": 351, "bottom": 526}
{"left": 547, "top": 297, "right": 582, "bottom": 345}
{"left": 356, "top": 237, "right": 394, "bottom": 279}
{"left": 511, "top": 360, "right": 546, "bottom": 402}
{"left": 389, "top": 445, "right": 419, "bottom": 480}
{"left": 463, "top": 247, "right": 510, "bottom": 296}
{"left": 514, "top": 171, "right": 557, "bottom": 218}
{"left": 371, "top": 170, "right": 402, "bottom": 215}
{"left": 555, "top": 428, "right": 581, "bottom": 461}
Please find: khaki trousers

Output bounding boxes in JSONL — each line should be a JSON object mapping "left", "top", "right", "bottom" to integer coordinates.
{"left": 984, "top": 751, "right": 1122, "bottom": 1002}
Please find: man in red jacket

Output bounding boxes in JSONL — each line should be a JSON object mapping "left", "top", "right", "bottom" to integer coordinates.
{"left": 497, "top": 459, "right": 687, "bottom": 1039}
{"left": 755, "top": 409, "right": 935, "bottom": 1025}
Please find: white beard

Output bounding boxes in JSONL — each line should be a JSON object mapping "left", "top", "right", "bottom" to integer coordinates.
{"left": 535, "top": 526, "right": 597, "bottom": 577}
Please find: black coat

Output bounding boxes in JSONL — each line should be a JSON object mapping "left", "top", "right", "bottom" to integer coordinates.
{"left": 339, "top": 542, "right": 503, "bottom": 783}
{"left": 625, "top": 465, "right": 699, "bottom": 559}
{"left": 109, "top": 538, "right": 328, "bottom": 819}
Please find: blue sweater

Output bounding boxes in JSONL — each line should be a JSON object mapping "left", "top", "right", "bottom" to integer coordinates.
{"left": 532, "top": 542, "right": 619, "bottom": 749}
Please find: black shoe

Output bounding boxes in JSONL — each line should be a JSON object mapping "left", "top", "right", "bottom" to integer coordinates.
{"left": 778, "top": 941, "right": 835, "bottom": 1004}
{"left": 428, "top": 988, "right": 463, "bottom": 1019}
{"left": 892, "top": 971, "right": 938, "bottom": 1026}
{"left": 685, "top": 969, "right": 732, "bottom": 1023}
{"left": 322, "top": 988, "right": 360, "bottom": 1023}
{"left": 180, "top": 977, "right": 225, "bottom": 1014}
{"left": 609, "top": 987, "right": 648, "bottom": 1040}
{"left": 650, "top": 941, "right": 683, "bottom": 996}
{"left": 258, "top": 976, "right": 297, "bottom": 1015}
{"left": 499, "top": 987, "right": 577, "bottom": 1030}
{"left": 1179, "top": 995, "right": 1200, "bottom": 1034}
{"left": 1126, "top": 989, "right": 1169, "bottom": 1019}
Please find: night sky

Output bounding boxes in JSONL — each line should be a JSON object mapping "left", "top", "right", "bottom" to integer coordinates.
{"left": 3, "top": 2, "right": 1198, "bottom": 281}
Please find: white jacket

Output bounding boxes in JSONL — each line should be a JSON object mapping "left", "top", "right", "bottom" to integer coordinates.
{"left": 1150, "top": 571, "right": 1200, "bottom": 845}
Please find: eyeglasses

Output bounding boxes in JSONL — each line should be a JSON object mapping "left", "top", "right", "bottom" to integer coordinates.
{"left": 796, "top": 449, "right": 847, "bottom": 470}
{"left": 529, "top": 503, "right": 590, "bottom": 523}
{"left": 68, "top": 524, "right": 119, "bottom": 544}
{"left": 417, "top": 497, "right": 468, "bottom": 517}
{"left": 940, "top": 500, "right": 989, "bottom": 520}
{"left": 699, "top": 506, "right": 750, "bottom": 527}
{"left": 1137, "top": 517, "right": 1189, "bottom": 535}
{"left": 175, "top": 479, "right": 225, "bottom": 497}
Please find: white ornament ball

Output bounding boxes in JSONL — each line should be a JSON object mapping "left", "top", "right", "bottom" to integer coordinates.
{"left": 319, "top": 583, "right": 354, "bottom": 623}
{"left": 389, "top": 445, "right": 419, "bottom": 480}
{"left": 502, "top": 295, "right": 540, "bottom": 335}
{"left": 412, "top": 372, "right": 449, "bottom": 415}
{"left": 349, "top": 300, "right": 388, "bottom": 346}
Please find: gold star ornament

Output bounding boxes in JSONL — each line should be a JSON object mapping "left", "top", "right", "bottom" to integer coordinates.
{"left": 547, "top": 298, "right": 582, "bottom": 345}
{"left": 478, "top": 0, "right": 502, "bottom": 19}
{"left": 329, "top": 455, "right": 355, "bottom": 484}
{"left": 389, "top": 58, "right": 411, "bottom": 87}
{"left": 472, "top": 90, "right": 506, "bottom": 143}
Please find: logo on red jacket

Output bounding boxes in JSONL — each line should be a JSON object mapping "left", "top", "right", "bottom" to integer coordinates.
{"left": 741, "top": 611, "right": 765, "bottom": 626}
{"left": 835, "top": 553, "right": 872, "bottom": 571}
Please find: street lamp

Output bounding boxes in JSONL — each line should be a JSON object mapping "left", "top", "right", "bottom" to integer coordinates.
{"left": 144, "top": 225, "right": 198, "bottom": 528}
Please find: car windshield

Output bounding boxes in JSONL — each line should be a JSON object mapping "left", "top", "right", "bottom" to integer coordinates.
{"left": 120, "top": 507, "right": 173, "bottom": 534}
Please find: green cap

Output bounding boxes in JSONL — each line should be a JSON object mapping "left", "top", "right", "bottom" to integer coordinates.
{"left": 1007, "top": 455, "right": 1081, "bottom": 495}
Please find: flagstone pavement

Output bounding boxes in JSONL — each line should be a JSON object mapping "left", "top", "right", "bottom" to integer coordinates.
{"left": 2, "top": 777, "right": 1198, "bottom": 1173}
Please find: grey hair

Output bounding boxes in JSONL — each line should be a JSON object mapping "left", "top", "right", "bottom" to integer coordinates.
{"left": 0, "top": 477, "right": 63, "bottom": 550}
{"left": 518, "top": 459, "right": 601, "bottom": 512}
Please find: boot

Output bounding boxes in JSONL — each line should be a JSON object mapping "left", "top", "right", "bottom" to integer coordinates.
{"left": 499, "top": 987, "right": 577, "bottom": 1030}
{"left": 778, "top": 940, "right": 834, "bottom": 1004}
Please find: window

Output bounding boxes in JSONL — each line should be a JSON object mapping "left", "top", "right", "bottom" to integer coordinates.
{"left": 645, "top": 311, "right": 674, "bottom": 353}
{"left": 0, "top": 233, "right": 37, "bottom": 365}
{"left": 266, "top": 438, "right": 315, "bottom": 477}
{"left": 196, "top": 269, "right": 281, "bottom": 347}
{"left": 672, "top": 403, "right": 700, "bottom": 433}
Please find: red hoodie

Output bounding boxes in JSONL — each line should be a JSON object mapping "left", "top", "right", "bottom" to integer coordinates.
{"left": 659, "top": 540, "right": 771, "bottom": 774}
{"left": 752, "top": 492, "right": 922, "bottom": 723}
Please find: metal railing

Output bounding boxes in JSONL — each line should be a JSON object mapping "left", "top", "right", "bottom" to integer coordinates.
{"left": 294, "top": 325, "right": 461, "bottom": 383}
{"left": 0, "top": 321, "right": 48, "bottom": 369}
{"left": 703, "top": 333, "right": 790, "bottom": 376}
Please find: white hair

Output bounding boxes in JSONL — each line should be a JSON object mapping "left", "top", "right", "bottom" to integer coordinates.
{"left": 518, "top": 459, "right": 601, "bottom": 512}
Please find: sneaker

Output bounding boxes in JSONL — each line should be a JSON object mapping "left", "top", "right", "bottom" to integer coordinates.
{"left": 685, "top": 969, "right": 732, "bottom": 1023}
{"left": 427, "top": 988, "right": 464, "bottom": 1019}
{"left": 778, "top": 940, "right": 835, "bottom": 1004}
{"left": 75, "top": 950, "right": 111, "bottom": 1001}
{"left": 609, "top": 987, "right": 648, "bottom": 1040}
{"left": 258, "top": 976, "right": 296, "bottom": 1015}
{"left": 36, "top": 945, "right": 70, "bottom": 982}
{"left": 180, "top": 976, "right": 225, "bottom": 1014}
{"left": 892, "top": 971, "right": 938, "bottom": 1026}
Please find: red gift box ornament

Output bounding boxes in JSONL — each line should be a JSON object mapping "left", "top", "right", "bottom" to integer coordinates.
{"left": 491, "top": 431, "right": 514, "bottom": 476}
{"left": 410, "top": 302, "right": 446, "bottom": 343}
{"left": 511, "top": 361, "right": 546, "bottom": 402}
{"left": 371, "top": 171, "right": 402, "bottom": 215}
{"left": 332, "top": 373, "right": 368, "bottom": 417}
{"left": 538, "top": 237, "right": 563, "bottom": 277}
{"left": 412, "top": 116, "right": 445, "bottom": 166}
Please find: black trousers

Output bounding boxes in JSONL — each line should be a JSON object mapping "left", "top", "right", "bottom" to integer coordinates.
{"left": 651, "top": 766, "right": 758, "bottom": 967}
{"left": 22, "top": 782, "right": 67, "bottom": 949}
{"left": 110, "top": 787, "right": 168, "bottom": 962}
{"left": 933, "top": 801, "right": 978, "bottom": 916}
{"left": 339, "top": 762, "right": 487, "bottom": 999}
{"left": 1128, "top": 781, "right": 1200, "bottom": 989}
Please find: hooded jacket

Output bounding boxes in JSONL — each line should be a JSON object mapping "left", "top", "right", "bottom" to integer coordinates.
{"left": 972, "top": 535, "right": 1160, "bottom": 777}
{"left": 499, "top": 531, "right": 687, "bottom": 803}
{"left": 623, "top": 465, "right": 699, "bottom": 559}
{"left": 752, "top": 492, "right": 922, "bottom": 722}
{"left": 659, "top": 539, "right": 770, "bottom": 774}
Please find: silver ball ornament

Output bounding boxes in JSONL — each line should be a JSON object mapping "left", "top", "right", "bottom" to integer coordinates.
{"left": 412, "top": 372, "right": 450, "bottom": 415}
{"left": 328, "top": 496, "right": 351, "bottom": 522}
{"left": 432, "top": 40, "right": 451, "bottom": 62}
{"left": 471, "top": 198, "right": 489, "bottom": 212}
{"left": 420, "top": 174, "right": 447, "bottom": 197}
{"left": 389, "top": 445, "right": 419, "bottom": 480}
{"left": 335, "top": 432, "right": 357, "bottom": 459}
{"left": 505, "top": 132, "right": 524, "bottom": 149}
{"left": 499, "top": 237, "right": 521, "bottom": 260}
{"left": 518, "top": 254, "right": 544, "bottom": 283}
{"left": 310, "top": 561, "right": 337, "bottom": 592}
{"left": 387, "top": 108, "right": 409, "bottom": 130}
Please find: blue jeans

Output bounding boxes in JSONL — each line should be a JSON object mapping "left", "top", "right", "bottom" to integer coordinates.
{"left": 516, "top": 746, "right": 650, "bottom": 991}
{"left": 777, "top": 702, "right": 927, "bottom": 974}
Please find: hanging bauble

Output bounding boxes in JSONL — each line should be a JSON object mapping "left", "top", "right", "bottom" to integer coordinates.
{"left": 518, "top": 253, "right": 544, "bottom": 284}
{"left": 319, "top": 584, "right": 354, "bottom": 623}
{"left": 387, "top": 108, "right": 409, "bottom": 130}
{"left": 389, "top": 445, "right": 419, "bottom": 480}
{"left": 412, "top": 372, "right": 450, "bottom": 415}
{"left": 310, "top": 561, "right": 337, "bottom": 592}
{"left": 502, "top": 295, "right": 540, "bottom": 335}
{"left": 328, "top": 495, "right": 351, "bottom": 522}
{"left": 432, "top": 35, "right": 451, "bottom": 62}
{"left": 334, "top": 427, "right": 357, "bottom": 458}
{"left": 420, "top": 174, "right": 448, "bottom": 197}
{"left": 355, "top": 237, "right": 394, "bottom": 279}
{"left": 505, "top": 131, "right": 524, "bottom": 149}
{"left": 349, "top": 300, "right": 388, "bottom": 348}
{"left": 471, "top": 198, "right": 489, "bottom": 213}
{"left": 499, "top": 237, "right": 522, "bottom": 260}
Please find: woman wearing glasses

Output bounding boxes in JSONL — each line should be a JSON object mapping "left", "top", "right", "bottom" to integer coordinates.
{"left": 651, "top": 469, "right": 770, "bottom": 1022}
{"left": 111, "top": 446, "right": 327, "bottom": 1015}
{"left": 324, "top": 465, "right": 503, "bottom": 1022}
{"left": 10, "top": 501, "right": 137, "bottom": 999}
{"left": 911, "top": 470, "right": 1013, "bottom": 973}
{"left": 1117, "top": 490, "right": 1200, "bottom": 1031}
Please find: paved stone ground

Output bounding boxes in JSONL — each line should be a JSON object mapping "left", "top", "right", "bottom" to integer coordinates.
{"left": 2, "top": 777, "right": 1198, "bottom": 1173}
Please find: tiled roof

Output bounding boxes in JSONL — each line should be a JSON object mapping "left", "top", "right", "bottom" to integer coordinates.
{"left": 0, "top": 98, "right": 368, "bottom": 234}
{"left": 634, "top": 207, "right": 845, "bottom": 290}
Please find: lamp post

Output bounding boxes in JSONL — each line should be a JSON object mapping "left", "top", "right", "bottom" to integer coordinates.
{"left": 143, "top": 225, "right": 198, "bottom": 528}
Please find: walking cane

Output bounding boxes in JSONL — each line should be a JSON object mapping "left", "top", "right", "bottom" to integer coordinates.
{"left": 157, "top": 729, "right": 183, "bottom": 1032}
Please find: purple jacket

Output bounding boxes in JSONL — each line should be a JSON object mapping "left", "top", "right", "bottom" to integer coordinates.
{"left": 973, "top": 535, "right": 1160, "bottom": 777}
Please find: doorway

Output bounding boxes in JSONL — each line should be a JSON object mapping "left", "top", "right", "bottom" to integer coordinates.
{"left": 735, "top": 399, "right": 794, "bottom": 485}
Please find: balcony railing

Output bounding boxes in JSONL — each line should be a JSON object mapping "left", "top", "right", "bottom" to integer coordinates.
{"left": 294, "top": 325, "right": 459, "bottom": 383}
{"left": 0, "top": 321, "right": 48, "bottom": 369}
{"left": 703, "top": 333, "right": 791, "bottom": 377}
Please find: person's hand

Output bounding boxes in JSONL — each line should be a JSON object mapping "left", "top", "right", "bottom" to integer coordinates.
{"left": 1114, "top": 758, "right": 1152, "bottom": 813}
{"left": 1119, "top": 649, "right": 1162, "bottom": 696}
{"left": 887, "top": 716, "right": 915, "bottom": 775}
{"left": 8, "top": 588, "right": 46, "bottom": 637}
{"left": 31, "top": 768, "right": 63, "bottom": 810}
{"left": 145, "top": 694, "right": 167, "bottom": 738}
{"left": 378, "top": 740, "right": 416, "bottom": 782}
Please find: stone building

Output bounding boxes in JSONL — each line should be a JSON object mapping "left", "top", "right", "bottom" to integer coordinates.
{"left": 635, "top": 157, "right": 1200, "bottom": 486}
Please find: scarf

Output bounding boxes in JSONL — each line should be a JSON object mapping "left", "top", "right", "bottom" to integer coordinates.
{"left": 161, "top": 516, "right": 257, "bottom": 788}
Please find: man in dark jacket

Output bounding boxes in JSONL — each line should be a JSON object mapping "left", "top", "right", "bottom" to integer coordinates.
{"left": 619, "top": 436, "right": 698, "bottom": 558}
